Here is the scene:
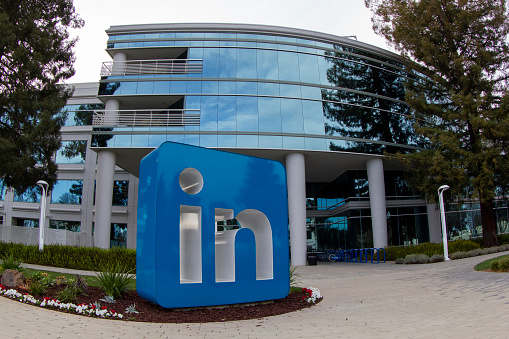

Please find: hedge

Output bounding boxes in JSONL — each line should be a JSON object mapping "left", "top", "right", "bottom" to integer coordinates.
{"left": 0, "top": 243, "right": 136, "bottom": 271}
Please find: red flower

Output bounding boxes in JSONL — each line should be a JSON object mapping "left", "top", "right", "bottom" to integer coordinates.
{"left": 102, "top": 306, "right": 108, "bottom": 310}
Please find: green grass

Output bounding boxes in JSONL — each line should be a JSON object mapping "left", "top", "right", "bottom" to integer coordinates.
{"left": 474, "top": 254, "right": 509, "bottom": 271}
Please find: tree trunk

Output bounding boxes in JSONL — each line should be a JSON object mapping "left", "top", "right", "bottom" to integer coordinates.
{"left": 480, "top": 199, "right": 499, "bottom": 247}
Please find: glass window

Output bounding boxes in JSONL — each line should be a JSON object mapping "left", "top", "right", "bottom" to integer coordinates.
{"left": 14, "top": 187, "right": 41, "bottom": 203}
{"left": 278, "top": 51, "right": 300, "bottom": 82}
{"left": 281, "top": 98, "right": 304, "bottom": 133}
{"left": 280, "top": 84, "right": 301, "bottom": 98}
{"left": 199, "top": 96, "right": 218, "bottom": 131}
{"left": 302, "top": 100, "right": 326, "bottom": 134}
{"left": 218, "top": 96, "right": 236, "bottom": 131}
{"left": 137, "top": 81, "right": 154, "bottom": 94}
{"left": 202, "top": 48, "right": 220, "bottom": 77}
{"left": 111, "top": 223, "right": 127, "bottom": 248}
{"left": 0, "top": 178, "right": 5, "bottom": 201}
{"left": 16, "top": 218, "right": 39, "bottom": 228}
{"left": 236, "top": 49, "right": 257, "bottom": 78}
{"left": 236, "top": 82, "right": 257, "bottom": 95}
{"left": 51, "top": 180, "right": 82, "bottom": 204}
{"left": 50, "top": 220, "right": 81, "bottom": 232}
{"left": 120, "top": 82, "right": 137, "bottom": 95}
{"left": 219, "top": 48, "right": 236, "bottom": 78}
{"left": 258, "top": 97, "right": 281, "bottom": 133}
{"left": 56, "top": 141, "right": 87, "bottom": 164}
{"left": 236, "top": 96, "right": 258, "bottom": 132}
{"left": 113, "top": 180, "right": 129, "bottom": 206}
{"left": 256, "top": 50, "right": 279, "bottom": 79}
{"left": 298, "top": 54, "right": 320, "bottom": 84}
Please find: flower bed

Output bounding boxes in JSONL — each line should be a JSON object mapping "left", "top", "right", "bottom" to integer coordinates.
{"left": 0, "top": 282, "right": 323, "bottom": 323}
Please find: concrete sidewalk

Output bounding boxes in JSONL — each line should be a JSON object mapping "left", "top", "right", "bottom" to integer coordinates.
{"left": 2, "top": 252, "right": 509, "bottom": 338}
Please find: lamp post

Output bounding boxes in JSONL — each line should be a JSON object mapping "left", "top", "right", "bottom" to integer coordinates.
{"left": 36, "top": 180, "right": 48, "bottom": 251}
{"left": 438, "top": 184, "right": 450, "bottom": 261}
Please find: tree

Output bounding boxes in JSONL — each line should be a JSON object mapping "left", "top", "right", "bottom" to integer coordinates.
{"left": 0, "top": 0, "right": 83, "bottom": 193}
{"left": 365, "top": 0, "right": 509, "bottom": 247}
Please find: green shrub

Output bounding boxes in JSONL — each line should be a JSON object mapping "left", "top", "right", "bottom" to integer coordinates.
{"left": 430, "top": 254, "right": 444, "bottom": 263}
{"left": 404, "top": 254, "right": 430, "bottom": 264}
{"left": 1, "top": 253, "right": 24, "bottom": 271}
{"left": 290, "top": 267, "right": 300, "bottom": 288}
{"left": 490, "top": 260, "right": 500, "bottom": 271}
{"left": 57, "top": 284, "right": 80, "bottom": 303}
{"left": 451, "top": 252, "right": 466, "bottom": 260}
{"left": 0, "top": 243, "right": 136, "bottom": 271}
{"left": 394, "top": 258, "right": 405, "bottom": 264}
{"left": 497, "top": 257, "right": 509, "bottom": 272}
{"left": 95, "top": 261, "right": 135, "bottom": 299}
{"left": 448, "top": 239, "right": 480, "bottom": 253}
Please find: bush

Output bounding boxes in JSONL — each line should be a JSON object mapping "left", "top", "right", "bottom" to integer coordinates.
{"left": 1, "top": 253, "right": 24, "bottom": 271}
{"left": 404, "top": 254, "right": 430, "bottom": 264}
{"left": 490, "top": 260, "right": 500, "bottom": 271}
{"left": 0, "top": 243, "right": 136, "bottom": 271}
{"left": 430, "top": 254, "right": 444, "bottom": 263}
{"left": 95, "top": 261, "right": 135, "bottom": 299}
{"left": 451, "top": 252, "right": 466, "bottom": 260}
{"left": 394, "top": 258, "right": 405, "bottom": 264}
{"left": 448, "top": 240, "right": 480, "bottom": 253}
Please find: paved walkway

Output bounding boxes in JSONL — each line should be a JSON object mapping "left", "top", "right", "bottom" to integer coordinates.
{"left": 2, "top": 252, "right": 509, "bottom": 338}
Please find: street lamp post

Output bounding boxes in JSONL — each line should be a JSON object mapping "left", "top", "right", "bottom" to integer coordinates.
{"left": 36, "top": 180, "right": 49, "bottom": 251}
{"left": 438, "top": 184, "right": 451, "bottom": 261}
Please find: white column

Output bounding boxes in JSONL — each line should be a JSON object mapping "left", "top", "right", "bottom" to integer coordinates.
{"left": 285, "top": 153, "right": 307, "bottom": 266}
{"left": 95, "top": 150, "right": 116, "bottom": 249}
{"left": 427, "top": 203, "right": 442, "bottom": 243}
{"left": 111, "top": 52, "right": 126, "bottom": 75}
{"left": 366, "top": 158, "right": 388, "bottom": 248}
{"left": 104, "top": 99, "right": 119, "bottom": 127}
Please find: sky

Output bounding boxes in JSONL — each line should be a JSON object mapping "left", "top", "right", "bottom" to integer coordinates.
{"left": 68, "top": 0, "right": 391, "bottom": 84}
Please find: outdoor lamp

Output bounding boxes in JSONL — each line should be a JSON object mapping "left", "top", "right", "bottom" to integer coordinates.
{"left": 438, "top": 185, "right": 450, "bottom": 261}
{"left": 36, "top": 180, "right": 49, "bottom": 251}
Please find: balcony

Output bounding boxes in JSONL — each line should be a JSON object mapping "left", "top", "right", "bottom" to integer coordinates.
{"left": 92, "top": 109, "right": 200, "bottom": 127}
{"left": 100, "top": 59, "right": 203, "bottom": 77}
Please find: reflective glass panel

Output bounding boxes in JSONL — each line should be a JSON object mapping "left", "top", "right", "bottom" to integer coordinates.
{"left": 236, "top": 96, "right": 258, "bottom": 132}
{"left": 218, "top": 96, "right": 236, "bottom": 131}
{"left": 278, "top": 51, "right": 300, "bottom": 82}
{"left": 281, "top": 98, "right": 304, "bottom": 133}
{"left": 219, "top": 48, "right": 236, "bottom": 78}
{"left": 113, "top": 180, "right": 129, "bottom": 206}
{"left": 56, "top": 141, "right": 86, "bottom": 164}
{"left": 256, "top": 50, "right": 279, "bottom": 79}
{"left": 14, "top": 187, "right": 41, "bottom": 203}
{"left": 51, "top": 180, "right": 83, "bottom": 204}
{"left": 50, "top": 220, "right": 81, "bottom": 232}
{"left": 258, "top": 97, "right": 281, "bottom": 133}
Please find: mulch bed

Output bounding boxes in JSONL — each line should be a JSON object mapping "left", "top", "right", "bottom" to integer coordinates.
{"left": 3, "top": 282, "right": 321, "bottom": 323}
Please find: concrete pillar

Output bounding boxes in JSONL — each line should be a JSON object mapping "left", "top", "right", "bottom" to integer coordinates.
{"left": 427, "top": 203, "right": 442, "bottom": 243}
{"left": 95, "top": 150, "right": 116, "bottom": 249}
{"left": 366, "top": 158, "right": 388, "bottom": 248}
{"left": 285, "top": 153, "right": 307, "bottom": 266}
{"left": 104, "top": 99, "right": 119, "bottom": 127}
{"left": 111, "top": 52, "right": 127, "bottom": 75}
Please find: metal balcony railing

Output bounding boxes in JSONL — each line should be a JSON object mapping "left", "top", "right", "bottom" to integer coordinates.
{"left": 92, "top": 109, "right": 200, "bottom": 127}
{"left": 100, "top": 59, "right": 203, "bottom": 77}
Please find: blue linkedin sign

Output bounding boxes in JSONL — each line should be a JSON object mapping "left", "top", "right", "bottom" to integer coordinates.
{"left": 136, "top": 142, "right": 290, "bottom": 308}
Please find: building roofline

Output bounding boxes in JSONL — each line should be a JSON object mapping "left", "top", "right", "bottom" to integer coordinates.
{"left": 105, "top": 23, "right": 402, "bottom": 62}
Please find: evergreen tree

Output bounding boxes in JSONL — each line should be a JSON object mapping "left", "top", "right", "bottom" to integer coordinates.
{"left": 0, "top": 0, "right": 83, "bottom": 192}
{"left": 365, "top": 0, "right": 509, "bottom": 247}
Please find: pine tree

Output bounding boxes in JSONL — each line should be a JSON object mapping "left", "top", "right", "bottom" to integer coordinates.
{"left": 365, "top": 0, "right": 509, "bottom": 247}
{"left": 0, "top": 0, "right": 83, "bottom": 192}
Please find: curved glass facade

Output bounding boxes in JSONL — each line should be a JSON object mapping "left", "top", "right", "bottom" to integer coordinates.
{"left": 94, "top": 24, "right": 420, "bottom": 154}
{"left": 91, "top": 24, "right": 432, "bottom": 251}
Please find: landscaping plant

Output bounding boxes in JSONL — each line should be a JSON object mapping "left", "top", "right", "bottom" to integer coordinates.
{"left": 94, "top": 261, "right": 135, "bottom": 299}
